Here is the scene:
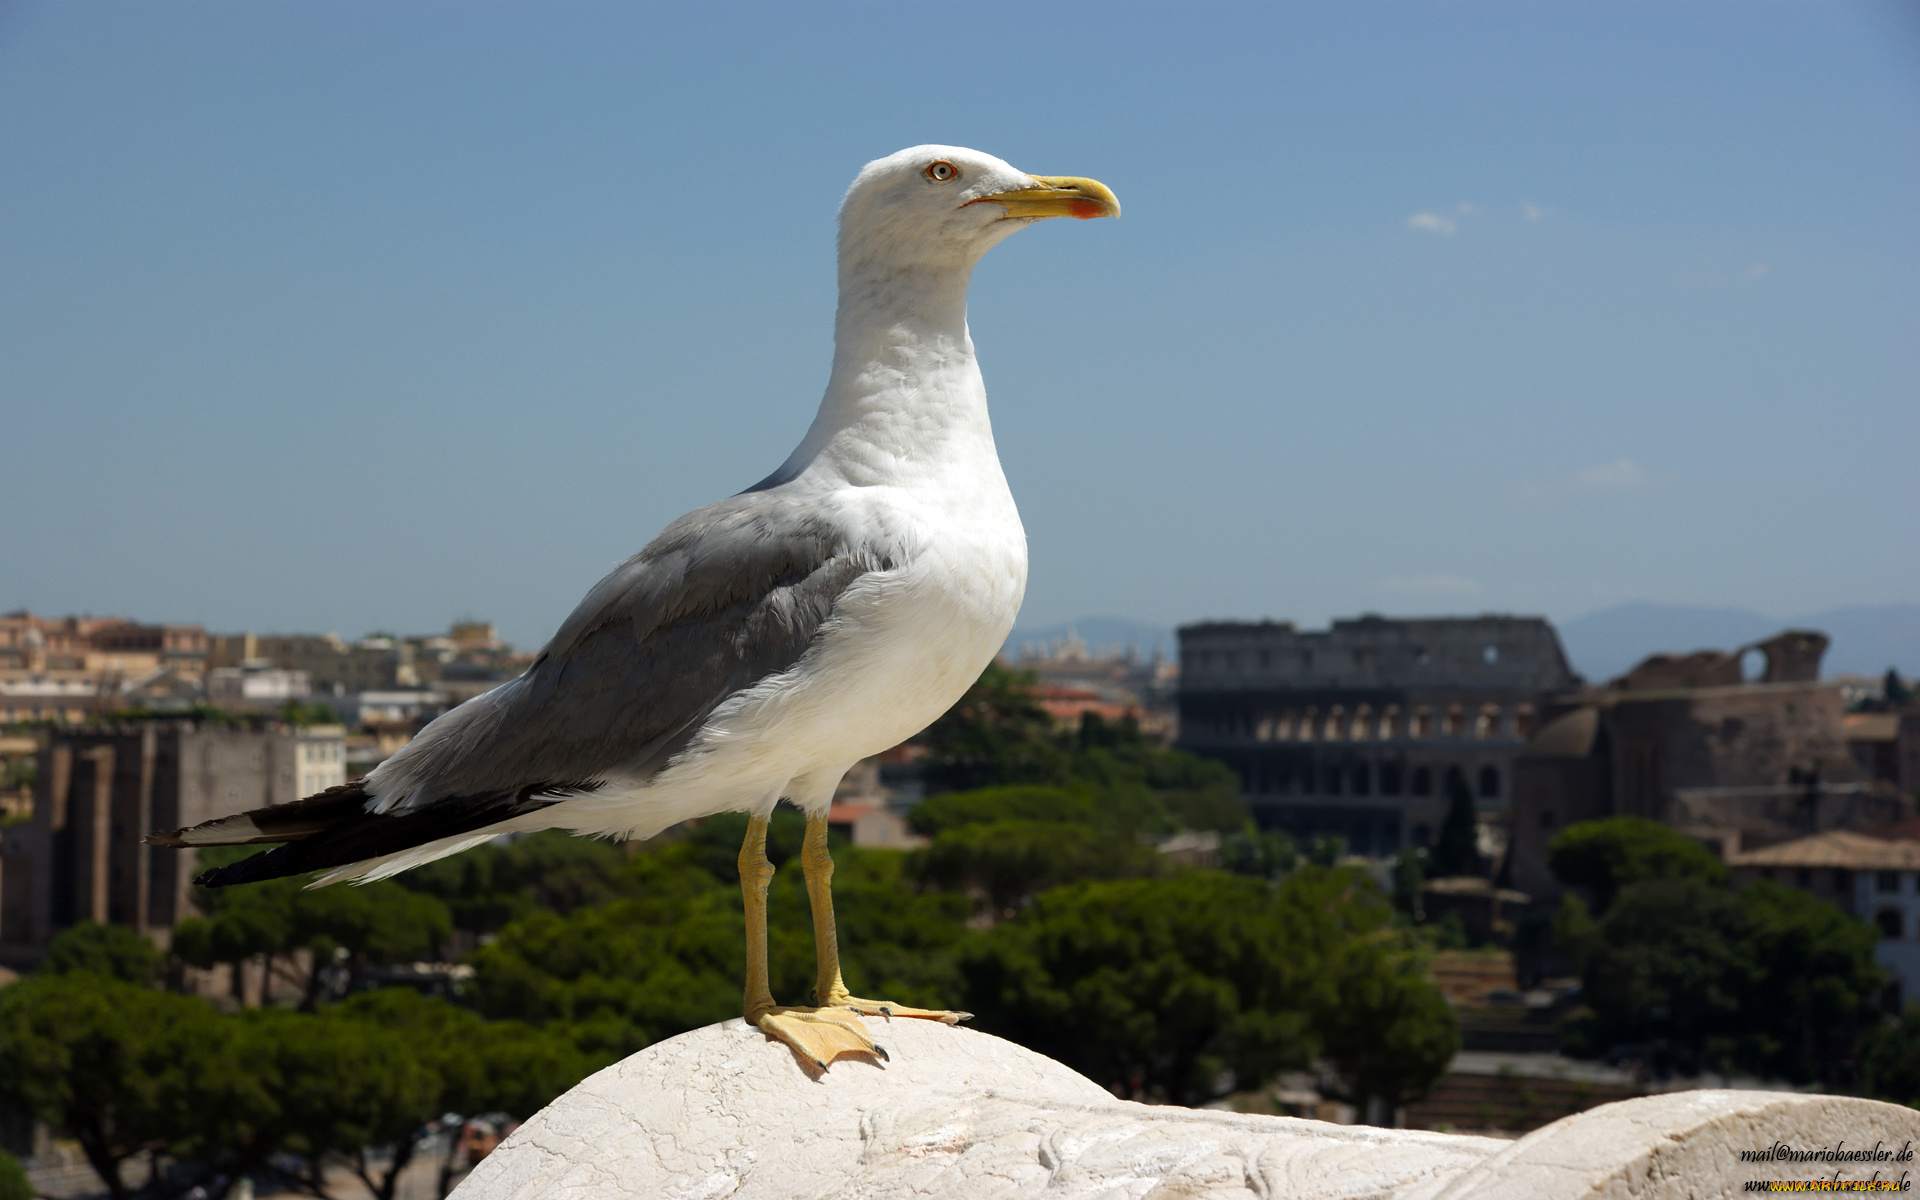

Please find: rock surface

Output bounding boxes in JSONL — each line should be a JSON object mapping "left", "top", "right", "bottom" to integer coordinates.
{"left": 455, "top": 1019, "right": 1920, "bottom": 1199}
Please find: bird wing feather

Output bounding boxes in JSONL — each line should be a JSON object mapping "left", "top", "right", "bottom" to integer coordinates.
{"left": 152, "top": 488, "right": 891, "bottom": 884}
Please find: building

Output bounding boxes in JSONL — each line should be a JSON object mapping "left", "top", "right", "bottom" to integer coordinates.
{"left": 0, "top": 734, "right": 34, "bottom": 820}
{"left": 0, "top": 720, "right": 345, "bottom": 969}
{"left": 1, "top": 612, "right": 208, "bottom": 679}
{"left": 1845, "top": 710, "right": 1920, "bottom": 796}
{"left": 825, "top": 803, "right": 927, "bottom": 849}
{"left": 1177, "top": 615, "right": 1579, "bottom": 854}
{"left": 209, "top": 631, "right": 421, "bottom": 692}
{"left": 1006, "top": 627, "right": 1178, "bottom": 741}
{"left": 208, "top": 622, "right": 533, "bottom": 703}
{"left": 205, "top": 665, "right": 312, "bottom": 710}
{"left": 0, "top": 612, "right": 210, "bottom": 722}
{"left": 1506, "top": 630, "right": 1895, "bottom": 901}
{"left": 321, "top": 689, "right": 451, "bottom": 727}
{"left": 1726, "top": 830, "right": 1920, "bottom": 1010}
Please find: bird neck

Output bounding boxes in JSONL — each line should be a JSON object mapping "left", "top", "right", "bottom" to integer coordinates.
{"left": 774, "top": 260, "right": 1002, "bottom": 491}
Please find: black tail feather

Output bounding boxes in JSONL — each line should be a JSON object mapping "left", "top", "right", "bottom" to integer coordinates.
{"left": 146, "top": 782, "right": 375, "bottom": 848}
{"left": 190, "top": 795, "right": 546, "bottom": 886}
{"left": 151, "top": 780, "right": 602, "bottom": 888}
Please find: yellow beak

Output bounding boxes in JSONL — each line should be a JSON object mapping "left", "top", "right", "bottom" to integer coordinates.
{"left": 968, "top": 174, "right": 1121, "bottom": 221}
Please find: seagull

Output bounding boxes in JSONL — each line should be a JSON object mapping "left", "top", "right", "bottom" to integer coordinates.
{"left": 149, "top": 146, "right": 1119, "bottom": 1069}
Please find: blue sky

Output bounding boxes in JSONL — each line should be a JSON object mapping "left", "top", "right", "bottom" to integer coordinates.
{"left": 2, "top": 1, "right": 1915, "bottom": 648}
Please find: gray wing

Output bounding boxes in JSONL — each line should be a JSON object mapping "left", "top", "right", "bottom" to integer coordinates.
{"left": 160, "top": 487, "right": 893, "bottom": 885}
{"left": 378, "top": 487, "right": 890, "bottom": 807}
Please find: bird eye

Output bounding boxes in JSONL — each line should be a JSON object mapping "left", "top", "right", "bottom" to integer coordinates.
{"left": 925, "top": 161, "right": 958, "bottom": 182}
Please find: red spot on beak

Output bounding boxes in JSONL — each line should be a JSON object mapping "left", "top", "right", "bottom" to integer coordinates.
{"left": 1067, "top": 198, "right": 1107, "bottom": 220}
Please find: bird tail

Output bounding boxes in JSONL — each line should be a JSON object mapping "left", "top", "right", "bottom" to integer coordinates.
{"left": 145, "top": 780, "right": 596, "bottom": 888}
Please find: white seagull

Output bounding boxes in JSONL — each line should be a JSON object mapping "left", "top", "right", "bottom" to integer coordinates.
{"left": 150, "top": 145, "right": 1120, "bottom": 1069}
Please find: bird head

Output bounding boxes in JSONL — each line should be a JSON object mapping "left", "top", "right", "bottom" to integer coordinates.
{"left": 838, "top": 145, "right": 1119, "bottom": 272}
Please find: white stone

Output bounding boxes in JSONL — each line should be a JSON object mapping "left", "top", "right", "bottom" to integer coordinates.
{"left": 455, "top": 1019, "right": 1920, "bottom": 1200}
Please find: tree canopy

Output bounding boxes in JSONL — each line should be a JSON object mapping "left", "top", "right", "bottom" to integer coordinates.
{"left": 918, "top": 664, "right": 1244, "bottom": 834}
{"left": 466, "top": 834, "right": 969, "bottom": 1059}
{"left": 173, "top": 861, "right": 452, "bottom": 1007}
{"left": 395, "top": 829, "right": 637, "bottom": 935}
{"left": 1548, "top": 817, "right": 1728, "bottom": 914}
{"left": 0, "top": 972, "right": 231, "bottom": 1200}
{"left": 0, "top": 968, "right": 590, "bottom": 1200}
{"left": 1316, "top": 932, "right": 1460, "bottom": 1119}
{"left": 1861, "top": 1006, "right": 1920, "bottom": 1109}
{"left": 41, "top": 921, "right": 164, "bottom": 985}
{"left": 957, "top": 867, "right": 1454, "bottom": 1108}
{"left": 0, "top": 1149, "right": 29, "bottom": 1200}
{"left": 1562, "top": 876, "right": 1881, "bottom": 1084}
{"left": 914, "top": 817, "right": 1163, "bottom": 917}
{"left": 1429, "top": 769, "right": 1482, "bottom": 879}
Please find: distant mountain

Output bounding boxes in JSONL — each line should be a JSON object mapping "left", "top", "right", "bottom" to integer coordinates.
{"left": 1006, "top": 617, "right": 1177, "bottom": 660}
{"left": 1557, "top": 602, "right": 1920, "bottom": 683}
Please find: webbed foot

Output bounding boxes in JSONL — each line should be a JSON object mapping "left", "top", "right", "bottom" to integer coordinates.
{"left": 829, "top": 993, "right": 971, "bottom": 1025}
{"left": 752, "top": 1005, "right": 888, "bottom": 1070}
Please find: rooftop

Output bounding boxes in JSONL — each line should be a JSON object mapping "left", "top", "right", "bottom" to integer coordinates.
{"left": 1728, "top": 829, "right": 1920, "bottom": 871}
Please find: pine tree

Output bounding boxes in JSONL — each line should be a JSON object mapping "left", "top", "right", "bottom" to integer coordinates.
{"left": 1431, "top": 769, "right": 1481, "bottom": 878}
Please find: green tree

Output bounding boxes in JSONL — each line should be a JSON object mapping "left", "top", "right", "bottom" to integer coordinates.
{"left": 1316, "top": 935, "right": 1459, "bottom": 1121}
{"left": 680, "top": 807, "right": 812, "bottom": 883}
{"left": 41, "top": 921, "right": 163, "bottom": 985}
{"left": 903, "top": 784, "right": 1174, "bottom": 920}
{"left": 1552, "top": 891, "right": 1601, "bottom": 972}
{"left": 468, "top": 839, "right": 968, "bottom": 1059}
{"left": 1565, "top": 877, "right": 1748, "bottom": 1074}
{"left": 920, "top": 663, "right": 1067, "bottom": 792}
{"left": 397, "top": 828, "right": 637, "bottom": 935}
{"left": 173, "top": 868, "right": 452, "bottom": 1008}
{"left": 155, "top": 998, "right": 574, "bottom": 1200}
{"left": 330, "top": 988, "right": 595, "bottom": 1196}
{"left": 105, "top": 1005, "right": 443, "bottom": 1200}
{"left": 334, "top": 988, "right": 593, "bottom": 1118}
{"left": 465, "top": 849, "right": 747, "bottom": 1059}
{"left": 1732, "top": 879, "right": 1883, "bottom": 1085}
{"left": 917, "top": 666, "right": 1245, "bottom": 837}
{"left": 959, "top": 869, "right": 1388, "bottom": 1106}
{"left": 1565, "top": 877, "right": 1881, "bottom": 1085}
{"left": 0, "top": 1149, "right": 28, "bottom": 1200}
{"left": 908, "top": 786, "right": 1103, "bottom": 837}
{"left": 1861, "top": 1006, "right": 1920, "bottom": 1109}
{"left": 276, "top": 701, "right": 344, "bottom": 727}
{"left": 1547, "top": 817, "right": 1727, "bottom": 914}
{"left": 0, "top": 973, "right": 222, "bottom": 1200}
{"left": 908, "top": 782, "right": 1173, "bottom": 841}
{"left": 1130, "top": 740, "right": 1246, "bottom": 834}
{"left": 1219, "top": 826, "right": 1298, "bottom": 881}
{"left": 266, "top": 1008, "right": 443, "bottom": 1200}
{"left": 1430, "top": 770, "right": 1481, "bottom": 878}
{"left": 913, "top": 819, "right": 1162, "bottom": 918}
{"left": 1060, "top": 713, "right": 1243, "bottom": 835}
{"left": 1389, "top": 849, "right": 1426, "bottom": 918}
{"left": 1885, "top": 669, "right": 1913, "bottom": 710}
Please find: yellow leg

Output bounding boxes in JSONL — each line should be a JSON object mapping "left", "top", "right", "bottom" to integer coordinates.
{"left": 738, "top": 812, "right": 879, "bottom": 1069}
{"left": 738, "top": 812, "right": 779, "bottom": 1018}
{"left": 802, "top": 811, "right": 969, "bottom": 1025}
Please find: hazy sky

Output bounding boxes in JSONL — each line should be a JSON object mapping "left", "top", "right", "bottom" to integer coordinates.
{"left": 3, "top": 2, "right": 1915, "bottom": 649}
